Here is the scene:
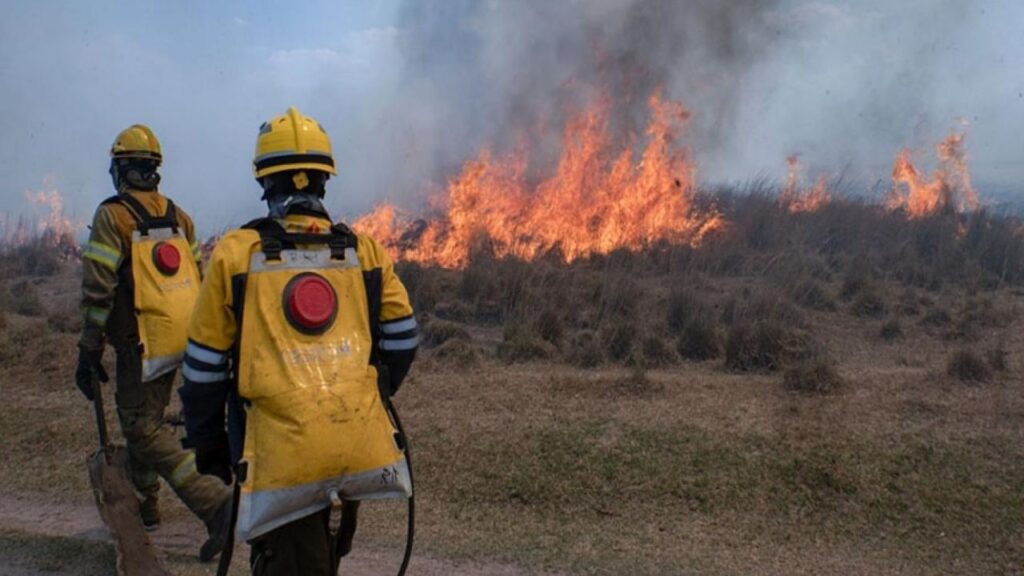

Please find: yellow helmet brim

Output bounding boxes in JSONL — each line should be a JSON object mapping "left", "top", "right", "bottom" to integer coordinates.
{"left": 254, "top": 160, "right": 337, "bottom": 179}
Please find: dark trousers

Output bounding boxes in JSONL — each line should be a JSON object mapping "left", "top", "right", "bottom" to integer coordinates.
{"left": 249, "top": 501, "right": 359, "bottom": 576}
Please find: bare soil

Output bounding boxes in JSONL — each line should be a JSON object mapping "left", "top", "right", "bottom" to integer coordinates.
{"left": 0, "top": 494, "right": 551, "bottom": 576}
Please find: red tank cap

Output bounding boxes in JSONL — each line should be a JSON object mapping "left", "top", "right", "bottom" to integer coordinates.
{"left": 285, "top": 273, "right": 337, "bottom": 333}
{"left": 153, "top": 242, "right": 181, "bottom": 275}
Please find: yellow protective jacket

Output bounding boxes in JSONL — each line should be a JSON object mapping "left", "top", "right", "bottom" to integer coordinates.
{"left": 179, "top": 210, "right": 419, "bottom": 541}
{"left": 80, "top": 189, "right": 202, "bottom": 353}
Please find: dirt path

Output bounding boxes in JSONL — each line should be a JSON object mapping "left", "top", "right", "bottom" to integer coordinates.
{"left": 0, "top": 494, "right": 549, "bottom": 576}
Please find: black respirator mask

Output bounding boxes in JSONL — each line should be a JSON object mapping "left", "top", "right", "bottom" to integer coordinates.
{"left": 261, "top": 170, "right": 328, "bottom": 218}
{"left": 110, "top": 158, "right": 161, "bottom": 192}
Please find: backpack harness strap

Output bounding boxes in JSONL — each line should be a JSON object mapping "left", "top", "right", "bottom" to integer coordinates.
{"left": 106, "top": 193, "right": 181, "bottom": 235}
{"left": 242, "top": 217, "right": 355, "bottom": 262}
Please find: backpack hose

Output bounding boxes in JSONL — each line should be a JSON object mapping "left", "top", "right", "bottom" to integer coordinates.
{"left": 384, "top": 396, "right": 415, "bottom": 576}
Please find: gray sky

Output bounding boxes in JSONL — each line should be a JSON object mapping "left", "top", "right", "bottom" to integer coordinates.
{"left": 1, "top": 0, "right": 1021, "bottom": 235}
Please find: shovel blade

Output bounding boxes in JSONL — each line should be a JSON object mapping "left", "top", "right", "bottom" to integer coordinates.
{"left": 87, "top": 445, "right": 171, "bottom": 576}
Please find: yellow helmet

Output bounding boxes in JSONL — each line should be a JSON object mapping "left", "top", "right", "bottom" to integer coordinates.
{"left": 253, "top": 107, "right": 336, "bottom": 179}
{"left": 111, "top": 124, "right": 162, "bottom": 163}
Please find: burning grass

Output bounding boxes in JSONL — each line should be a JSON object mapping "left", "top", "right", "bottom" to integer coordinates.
{"left": 393, "top": 191, "right": 1023, "bottom": 395}
{"left": 888, "top": 130, "right": 979, "bottom": 218}
{"left": 356, "top": 90, "right": 723, "bottom": 267}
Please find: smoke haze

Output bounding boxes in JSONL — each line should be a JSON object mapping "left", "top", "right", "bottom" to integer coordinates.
{"left": 1, "top": 0, "right": 1021, "bottom": 235}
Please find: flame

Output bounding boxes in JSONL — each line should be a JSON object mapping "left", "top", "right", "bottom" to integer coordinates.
{"left": 2, "top": 176, "right": 82, "bottom": 259}
{"left": 354, "top": 90, "right": 723, "bottom": 268}
{"left": 887, "top": 131, "right": 979, "bottom": 218}
{"left": 352, "top": 203, "right": 403, "bottom": 251}
{"left": 780, "top": 154, "right": 831, "bottom": 213}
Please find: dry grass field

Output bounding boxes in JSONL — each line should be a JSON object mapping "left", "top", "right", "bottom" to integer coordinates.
{"left": 0, "top": 193, "right": 1022, "bottom": 575}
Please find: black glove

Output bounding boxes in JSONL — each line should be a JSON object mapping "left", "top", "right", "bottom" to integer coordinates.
{"left": 380, "top": 354, "right": 415, "bottom": 398}
{"left": 75, "top": 347, "right": 109, "bottom": 401}
{"left": 195, "top": 435, "right": 232, "bottom": 485}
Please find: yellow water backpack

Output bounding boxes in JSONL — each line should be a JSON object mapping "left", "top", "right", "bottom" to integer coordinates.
{"left": 109, "top": 194, "right": 200, "bottom": 381}
{"left": 232, "top": 218, "right": 411, "bottom": 541}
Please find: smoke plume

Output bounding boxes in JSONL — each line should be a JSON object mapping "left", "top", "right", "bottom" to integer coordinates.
{"left": 385, "top": 0, "right": 782, "bottom": 199}
{"left": 366, "top": 0, "right": 1017, "bottom": 210}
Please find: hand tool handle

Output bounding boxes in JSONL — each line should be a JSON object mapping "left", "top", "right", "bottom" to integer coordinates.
{"left": 91, "top": 374, "right": 111, "bottom": 460}
{"left": 216, "top": 477, "right": 241, "bottom": 576}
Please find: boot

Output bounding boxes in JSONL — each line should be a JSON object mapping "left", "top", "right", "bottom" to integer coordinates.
{"left": 139, "top": 495, "right": 161, "bottom": 531}
{"left": 199, "top": 498, "right": 232, "bottom": 563}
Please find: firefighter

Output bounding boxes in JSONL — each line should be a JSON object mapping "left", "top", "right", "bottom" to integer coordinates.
{"left": 179, "top": 107, "right": 418, "bottom": 575}
{"left": 75, "top": 124, "right": 232, "bottom": 561}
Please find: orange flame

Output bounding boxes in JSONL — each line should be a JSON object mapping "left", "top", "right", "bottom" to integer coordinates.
{"left": 354, "top": 90, "right": 723, "bottom": 268}
{"left": 780, "top": 154, "right": 831, "bottom": 213}
{"left": 887, "top": 131, "right": 979, "bottom": 218}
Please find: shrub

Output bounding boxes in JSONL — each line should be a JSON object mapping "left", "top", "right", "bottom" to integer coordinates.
{"left": 47, "top": 309, "right": 81, "bottom": 334}
{"left": 567, "top": 330, "right": 603, "bottom": 368}
{"left": 665, "top": 288, "right": 721, "bottom": 360}
{"left": 719, "top": 295, "right": 740, "bottom": 325}
{"left": 432, "top": 301, "right": 475, "bottom": 322}
{"left": 676, "top": 313, "right": 720, "bottom": 361}
{"left": 947, "top": 317, "right": 980, "bottom": 342}
{"left": 850, "top": 289, "right": 886, "bottom": 317}
{"left": 986, "top": 346, "right": 1009, "bottom": 372}
{"left": 420, "top": 319, "right": 470, "bottom": 349}
{"left": 397, "top": 263, "right": 442, "bottom": 313}
{"left": 879, "top": 318, "right": 903, "bottom": 341}
{"left": 839, "top": 273, "right": 869, "bottom": 301}
{"left": 533, "top": 309, "right": 564, "bottom": 347}
{"left": 601, "top": 320, "right": 638, "bottom": 363}
{"left": 456, "top": 264, "right": 496, "bottom": 302}
{"left": 721, "top": 287, "right": 821, "bottom": 372}
{"left": 498, "top": 324, "right": 554, "bottom": 363}
{"left": 895, "top": 289, "right": 927, "bottom": 316}
{"left": 598, "top": 276, "right": 641, "bottom": 322}
{"left": 618, "top": 365, "right": 655, "bottom": 395}
{"left": 947, "top": 349, "right": 992, "bottom": 383}
{"left": 4, "top": 279, "right": 45, "bottom": 317}
{"left": 430, "top": 338, "right": 481, "bottom": 367}
{"left": 783, "top": 356, "right": 844, "bottom": 393}
{"left": 666, "top": 289, "right": 704, "bottom": 331}
{"left": 0, "top": 320, "right": 47, "bottom": 367}
{"left": 724, "top": 321, "right": 787, "bottom": 372}
{"left": 791, "top": 278, "right": 836, "bottom": 311}
{"left": 920, "top": 305, "right": 952, "bottom": 327}
{"left": 961, "top": 297, "right": 1009, "bottom": 329}
{"left": 1, "top": 241, "right": 63, "bottom": 277}
{"left": 641, "top": 334, "right": 678, "bottom": 367}
{"left": 730, "top": 291, "right": 805, "bottom": 328}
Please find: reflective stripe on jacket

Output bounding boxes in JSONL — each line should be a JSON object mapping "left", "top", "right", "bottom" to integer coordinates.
{"left": 79, "top": 189, "right": 200, "bottom": 350}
